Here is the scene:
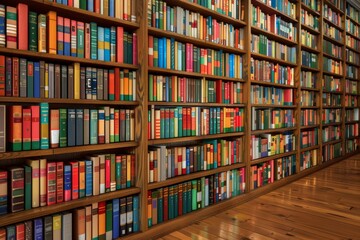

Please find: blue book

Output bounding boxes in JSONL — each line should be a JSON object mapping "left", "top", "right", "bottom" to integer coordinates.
{"left": 64, "top": 165, "right": 71, "bottom": 199}
{"left": 40, "top": 103, "right": 49, "bottom": 149}
{"left": 67, "top": 109, "right": 76, "bottom": 147}
{"left": 63, "top": 0, "right": 67, "bottom": 5}
{"left": 115, "top": 157, "right": 121, "bottom": 190}
{"left": 34, "top": 218, "right": 43, "bottom": 240}
{"left": 88, "top": 0, "right": 94, "bottom": 11}
{"left": 98, "top": 27, "right": 105, "bottom": 61}
{"left": 85, "top": 160, "right": 93, "bottom": 197}
{"left": 33, "top": 62, "right": 40, "bottom": 98}
{"left": 109, "top": 0, "right": 114, "bottom": 17}
{"left": 104, "top": 28, "right": 110, "bottom": 61}
{"left": 158, "top": 38, "right": 163, "bottom": 68}
{"left": 91, "top": 67, "right": 97, "bottom": 98}
{"left": 6, "top": 225, "right": 15, "bottom": 240}
{"left": 163, "top": 37, "right": 167, "bottom": 68}
{"left": 229, "top": 54, "right": 234, "bottom": 78}
{"left": 133, "top": 195, "right": 139, "bottom": 232}
{"left": 112, "top": 198, "right": 120, "bottom": 239}
{"left": 186, "top": 148, "right": 190, "bottom": 174}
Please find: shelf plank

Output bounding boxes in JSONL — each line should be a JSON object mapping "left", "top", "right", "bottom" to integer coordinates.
{"left": 300, "top": 124, "right": 320, "bottom": 130}
{"left": 322, "top": 52, "right": 343, "bottom": 62}
{"left": 251, "top": 53, "right": 297, "bottom": 67}
{"left": 301, "top": 65, "right": 320, "bottom": 72}
{"left": 345, "top": 120, "right": 360, "bottom": 125}
{"left": 346, "top": 32, "right": 360, "bottom": 41}
{"left": 301, "top": 24, "right": 321, "bottom": 35}
{"left": 300, "top": 145, "right": 320, "bottom": 152}
{"left": 0, "top": 97, "right": 139, "bottom": 106}
{"left": 148, "top": 162, "right": 246, "bottom": 190}
{"left": 346, "top": 15, "right": 360, "bottom": 27}
{"left": 251, "top": 104, "right": 296, "bottom": 108}
{"left": 322, "top": 122, "right": 342, "bottom": 127}
{"left": 250, "top": 151, "right": 297, "bottom": 165}
{"left": 345, "top": 92, "right": 360, "bottom": 96}
{"left": 148, "top": 67, "right": 245, "bottom": 82}
{"left": 345, "top": 76, "right": 360, "bottom": 81}
{"left": 0, "top": 149, "right": 54, "bottom": 161}
{"left": 322, "top": 139, "right": 342, "bottom": 146}
{"left": 251, "top": 127, "right": 297, "bottom": 135}
{"left": 301, "top": 44, "right": 321, "bottom": 54}
{"left": 301, "top": 87, "right": 320, "bottom": 92}
{"left": 323, "top": 35, "right": 344, "bottom": 46}
{"left": 345, "top": 106, "right": 360, "bottom": 109}
{"left": 301, "top": 3, "right": 320, "bottom": 16}
{"left": 251, "top": 0, "right": 298, "bottom": 23}
{"left": 148, "top": 102, "right": 246, "bottom": 107}
{"left": 345, "top": 136, "right": 360, "bottom": 141}
{"left": 251, "top": 26, "right": 298, "bottom": 46}
{"left": 250, "top": 80, "right": 296, "bottom": 89}
{"left": 0, "top": 47, "right": 138, "bottom": 69}
{"left": 148, "top": 27, "right": 246, "bottom": 55}
{"left": 0, "top": 187, "right": 141, "bottom": 227}
{"left": 300, "top": 106, "right": 318, "bottom": 109}
{"left": 323, "top": 17, "right": 345, "bottom": 32}
{"left": 148, "top": 132, "right": 245, "bottom": 145}
{"left": 346, "top": 61, "right": 360, "bottom": 67}
{"left": 346, "top": 45, "right": 360, "bottom": 54}
{"left": 322, "top": 105, "right": 343, "bottom": 109}
{"left": 322, "top": 71, "right": 344, "bottom": 78}
{"left": 322, "top": 90, "right": 343, "bottom": 94}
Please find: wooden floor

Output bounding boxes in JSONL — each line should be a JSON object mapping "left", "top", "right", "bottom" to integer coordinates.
{"left": 158, "top": 155, "right": 360, "bottom": 240}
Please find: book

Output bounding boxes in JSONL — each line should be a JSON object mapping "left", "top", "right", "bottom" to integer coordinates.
{"left": 47, "top": 162, "right": 57, "bottom": 205}
{"left": 47, "top": 11, "right": 57, "bottom": 54}
{"left": 76, "top": 109, "right": 84, "bottom": 146}
{"left": 53, "top": 214, "right": 62, "bottom": 240}
{"left": 106, "top": 201, "right": 113, "bottom": 239}
{"left": 39, "top": 158, "right": 47, "bottom": 206}
{"left": 0, "top": 171, "right": 7, "bottom": 215}
{"left": 9, "top": 105, "right": 22, "bottom": 151}
{"left": 0, "top": 5, "right": 5, "bottom": 47}
{"left": 24, "top": 221, "right": 33, "bottom": 240}
{"left": 44, "top": 216, "right": 53, "bottom": 240}
{"left": 6, "top": 6, "right": 17, "bottom": 49}
{"left": 56, "top": 162, "right": 64, "bottom": 203}
{"left": 26, "top": 159, "right": 39, "bottom": 208}
{"left": 29, "top": 11, "right": 37, "bottom": 51}
{"left": 91, "top": 202, "right": 99, "bottom": 240}
{"left": 23, "top": 165, "right": 31, "bottom": 210}
{"left": 0, "top": 105, "right": 4, "bottom": 152}
{"left": 70, "top": 161, "right": 79, "bottom": 200}
{"left": 17, "top": 3, "right": 28, "bottom": 50}
{"left": 78, "top": 160, "right": 85, "bottom": 198}
{"left": 85, "top": 206, "right": 92, "bottom": 240}
{"left": 67, "top": 109, "right": 76, "bottom": 147}
{"left": 74, "top": 208, "right": 86, "bottom": 240}
{"left": 62, "top": 212, "right": 72, "bottom": 239}
{"left": 50, "top": 109, "right": 60, "bottom": 148}
{"left": 40, "top": 103, "right": 49, "bottom": 149}
{"left": 34, "top": 218, "right": 43, "bottom": 240}
{"left": 9, "top": 167, "right": 24, "bottom": 212}
{"left": 64, "top": 164, "right": 71, "bottom": 201}
{"left": 85, "top": 160, "right": 92, "bottom": 197}
{"left": 112, "top": 198, "right": 120, "bottom": 239}
{"left": 38, "top": 14, "right": 47, "bottom": 53}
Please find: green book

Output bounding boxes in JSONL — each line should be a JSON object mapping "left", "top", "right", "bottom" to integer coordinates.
{"left": 191, "top": 180, "right": 197, "bottom": 211}
{"left": 115, "top": 156, "right": 121, "bottom": 190}
{"left": 201, "top": 177, "right": 205, "bottom": 209}
{"left": 110, "top": 154, "right": 115, "bottom": 191}
{"left": 90, "top": 22, "right": 97, "bottom": 60}
{"left": 173, "top": 186, "right": 178, "bottom": 218}
{"left": 182, "top": 184, "right": 187, "bottom": 215}
{"left": 114, "top": 110, "right": 120, "bottom": 142}
{"left": 127, "top": 32, "right": 133, "bottom": 64}
{"left": 157, "top": 188, "right": 163, "bottom": 223}
{"left": 148, "top": 74, "right": 154, "bottom": 101}
{"left": 80, "top": 0, "right": 87, "bottom": 10}
{"left": 59, "top": 109, "right": 67, "bottom": 147}
{"left": 169, "top": 109, "right": 174, "bottom": 138}
{"left": 40, "top": 103, "right": 49, "bottom": 149}
{"left": 178, "top": 107, "right": 182, "bottom": 137}
{"left": 105, "top": 202, "right": 112, "bottom": 239}
{"left": 123, "top": 32, "right": 128, "bottom": 64}
{"left": 29, "top": 11, "right": 38, "bottom": 51}
{"left": 153, "top": 37, "right": 158, "bottom": 67}
{"left": 90, "top": 109, "right": 98, "bottom": 144}
{"left": 77, "top": 22, "right": 85, "bottom": 58}
{"left": 24, "top": 165, "right": 32, "bottom": 210}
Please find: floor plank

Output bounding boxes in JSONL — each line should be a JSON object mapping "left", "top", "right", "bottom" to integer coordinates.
{"left": 159, "top": 157, "right": 360, "bottom": 240}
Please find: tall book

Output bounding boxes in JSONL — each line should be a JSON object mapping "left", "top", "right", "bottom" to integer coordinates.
{"left": 62, "top": 212, "right": 72, "bottom": 240}
{"left": 34, "top": 218, "right": 43, "bottom": 240}
{"left": 0, "top": 5, "right": 5, "bottom": 47}
{"left": 24, "top": 220, "right": 33, "bottom": 240}
{"left": 52, "top": 214, "right": 62, "bottom": 240}
{"left": 59, "top": 108, "right": 67, "bottom": 147}
{"left": 39, "top": 158, "right": 47, "bottom": 206}
{"left": 98, "top": 201, "right": 106, "bottom": 240}
{"left": 44, "top": 216, "right": 53, "bottom": 240}
{"left": 106, "top": 201, "right": 113, "bottom": 239}
{"left": 47, "top": 162, "right": 56, "bottom": 205}
{"left": 64, "top": 164, "right": 71, "bottom": 202}
{"left": 85, "top": 206, "right": 92, "bottom": 240}
{"left": 56, "top": 162, "right": 64, "bottom": 203}
{"left": 67, "top": 109, "right": 76, "bottom": 147}
{"left": 23, "top": 165, "right": 31, "bottom": 210}
{"left": 90, "top": 156, "right": 100, "bottom": 196}
{"left": 17, "top": 3, "right": 28, "bottom": 50}
{"left": 9, "top": 167, "right": 24, "bottom": 212}
{"left": 70, "top": 161, "right": 79, "bottom": 200}
{"left": 26, "top": 159, "right": 39, "bottom": 208}
{"left": 16, "top": 223, "right": 25, "bottom": 239}
{"left": 47, "top": 11, "right": 57, "bottom": 54}
{"left": 22, "top": 108, "right": 31, "bottom": 150}
{"left": 74, "top": 63, "right": 80, "bottom": 99}
{"left": 0, "top": 56, "right": 4, "bottom": 96}
{"left": 29, "top": 11, "right": 37, "bottom": 51}
{"left": 78, "top": 160, "right": 86, "bottom": 198}
{"left": 40, "top": 103, "right": 49, "bottom": 149}
{"left": 77, "top": 21, "right": 85, "bottom": 58}
{"left": 76, "top": 109, "right": 84, "bottom": 146}
{"left": 74, "top": 208, "right": 86, "bottom": 240}
{"left": 38, "top": 14, "right": 47, "bottom": 53}
{"left": 6, "top": 6, "right": 17, "bottom": 49}
{"left": 112, "top": 198, "right": 119, "bottom": 239}
{"left": 91, "top": 202, "right": 99, "bottom": 240}
{"left": 31, "top": 105, "right": 40, "bottom": 149}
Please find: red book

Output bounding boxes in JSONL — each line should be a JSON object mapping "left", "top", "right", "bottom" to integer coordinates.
{"left": 30, "top": 106, "right": 40, "bottom": 150}
{"left": 148, "top": 36, "right": 153, "bottom": 67}
{"left": 94, "top": 0, "right": 100, "bottom": 13}
{"left": 9, "top": 105, "right": 22, "bottom": 151}
{"left": 46, "top": 162, "right": 56, "bottom": 205}
{"left": 114, "top": 110, "right": 119, "bottom": 140}
{"left": 216, "top": 80, "right": 222, "bottom": 103}
{"left": 131, "top": 155, "right": 135, "bottom": 186}
{"left": 0, "top": 55, "right": 4, "bottom": 96}
{"left": 56, "top": 162, "right": 63, "bottom": 203}
{"left": 85, "top": 23, "right": 90, "bottom": 59}
{"left": 108, "top": 69, "right": 115, "bottom": 100}
{"left": 12, "top": 57, "right": 19, "bottom": 97}
{"left": 22, "top": 108, "right": 31, "bottom": 151}
{"left": 132, "top": 32, "right": 137, "bottom": 64}
{"left": 114, "top": 68, "right": 120, "bottom": 101}
{"left": 57, "top": 16, "right": 64, "bottom": 54}
{"left": 15, "top": 223, "right": 25, "bottom": 240}
{"left": 163, "top": 187, "right": 168, "bottom": 221}
{"left": 17, "top": 4, "right": 28, "bottom": 50}
{"left": 105, "top": 155, "right": 110, "bottom": 192}
{"left": 68, "top": 0, "right": 73, "bottom": 7}
{"left": 64, "top": 18, "right": 71, "bottom": 56}
{"left": 116, "top": 27, "right": 124, "bottom": 63}
{"left": 70, "top": 161, "right": 79, "bottom": 200}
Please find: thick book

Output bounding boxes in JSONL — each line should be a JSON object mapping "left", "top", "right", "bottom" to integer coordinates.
{"left": 67, "top": 109, "right": 76, "bottom": 147}
{"left": 57, "top": 16, "right": 64, "bottom": 55}
{"left": 6, "top": 6, "right": 17, "bottom": 49}
{"left": 26, "top": 159, "right": 39, "bottom": 208}
{"left": 0, "top": 5, "right": 5, "bottom": 48}
{"left": 90, "top": 156, "right": 99, "bottom": 196}
{"left": 39, "top": 158, "right": 47, "bottom": 206}
{"left": 70, "top": 161, "right": 79, "bottom": 200}
{"left": 64, "top": 18, "right": 71, "bottom": 56}
{"left": 9, "top": 167, "right": 24, "bottom": 212}
{"left": 50, "top": 109, "right": 60, "bottom": 148}
{"left": 47, "top": 11, "right": 57, "bottom": 54}
{"left": 90, "top": 109, "right": 98, "bottom": 144}
{"left": 23, "top": 165, "right": 31, "bottom": 210}
{"left": 6, "top": 226, "right": 15, "bottom": 240}
{"left": 16, "top": 223, "right": 25, "bottom": 239}
{"left": 27, "top": 61, "right": 34, "bottom": 98}
{"left": 9, "top": 105, "right": 22, "bottom": 151}
{"left": 85, "top": 206, "right": 92, "bottom": 240}
{"left": 17, "top": 3, "right": 28, "bottom": 50}
{"left": 77, "top": 21, "right": 85, "bottom": 58}
{"left": 24, "top": 220, "right": 32, "bottom": 240}
{"left": 85, "top": 160, "right": 92, "bottom": 197}
{"left": 46, "top": 162, "right": 56, "bottom": 205}
{"left": 29, "top": 11, "right": 37, "bottom": 51}
{"left": 0, "top": 170, "right": 7, "bottom": 215}
{"left": 71, "top": 20, "right": 77, "bottom": 57}
{"left": 34, "top": 218, "right": 43, "bottom": 240}
{"left": 12, "top": 57, "right": 19, "bottom": 97}
{"left": 22, "top": 108, "right": 31, "bottom": 151}
{"left": 40, "top": 102, "right": 49, "bottom": 149}
{"left": 19, "top": 58, "right": 27, "bottom": 97}
{"left": 31, "top": 105, "right": 40, "bottom": 150}
{"left": 98, "top": 201, "right": 106, "bottom": 240}
{"left": 64, "top": 164, "right": 71, "bottom": 201}
{"left": 112, "top": 198, "right": 120, "bottom": 239}
{"left": 78, "top": 160, "right": 86, "bottom": 198}
{"left": 59, "top": 108, "right": 67, "bottom": 147}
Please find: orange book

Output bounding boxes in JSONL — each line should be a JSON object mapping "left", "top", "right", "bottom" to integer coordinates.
{"left": 98, "top": 201, "right": 106, "bottom": 239}
{"left": 108, "top": 69, "right": 115, "bottom": 100}
{"left": 114, "top": 68, "right": 120, "bottom": 101}
{"left": 38, "top": 14, "right": 47, "bottom": 53}
{"left": 74, "top": 208, "right": 86, "bottom": 240}
{"left": 123, "top": 69, "right": 129, "bottom": 100}
{"left": 17, "top": 4, "right": 28, "bottom": 50}
{"left": 47, "top": 11, "right": 57, "bottom": 54}
{"left": 9, "top": 105, "right": 22, "bottom": 151}
{"left": 22, "top": 108, "right": 31, "bottom": 151}
{"left": 50, "top": 109, "right": 59, "bottom": 148}
{"left": 116, "top": 27, "right": 124, "bottom": 63}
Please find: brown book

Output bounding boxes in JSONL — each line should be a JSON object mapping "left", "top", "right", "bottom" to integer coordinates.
{"left": 90, "top": 156, "right": 99, "bottom": 196}
{"left": 54, "top": 64, "right": 61, "bottom": 99}
{"left": 0, "top": 105, "right": 5, "bottom": 152}
{"left": 8, "top": 167, "right": 24, "bottom": 212}
{"left": 39, "top": 61, "right": 45, "bottom": 98}
{"left": 85, "top": 206, "right": 92, "bottom": 240}
{"left": 74, "top": 208, "right": 86, "bottom": 240}
{"left": 91, "top": 203, "right": 98, "bottom": 240}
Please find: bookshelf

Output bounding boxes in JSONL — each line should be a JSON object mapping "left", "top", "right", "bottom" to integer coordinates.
{"left": 0, "top": 0, "right": 359, "bottom": 239}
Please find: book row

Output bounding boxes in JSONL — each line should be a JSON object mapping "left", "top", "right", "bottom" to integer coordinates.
{"left": 301, "top": 109, "right": 318, "bottom": 126}
{"left": 275, "top": 155, "right": 296, "bottom": 180}
{"left": 323, "top": 75, "right": 342, "bottom": 92}
{"left": 187, "top": 0, "right": 244, "bottom": 21}
{"left": 327, "top": 0, "right": 344, "bottom": 11}
{"left": 322, "top": 142, "right": 342, "bottom": 162}
{"left": 148, "top": 36, "right": 243, "bottom": 78}
{"left": 323, "top": 4, "right": 342, "bottom": 26}
{"left": 1, "top": 154, "right": 135, "bottom": 214}
{"left": 322, "top": 93, "right": 341, "bottom": 107}
{"left": 323, "top": 39, "right": 343, "bottom": 59}
{"left": 6, "top": 104, "right": 135, "bottom": 152}
{"left": 346, "top": 139, "right": 359, "bottom": 154}
{"left": 251, "top": 5, "right": 297, "bottom": 41}
{"left": 322, "top": 109, "right": 342, "bottom": 124}
{"left": 0, "top": 56, "right": 137, "bottom": 101}
{"left": 50, "top": 0, "right": 136, "bottom": 22}
{"left": 148, "top": 168, "right": 246, "bottom": 227}
{"left": 302, "top": 0, "right": 320, "bottom": 12}
{"left": 345, "top": 109, "right": 359, "bottom": 122}
{"left": 346, "top": 49, "right": 360, "bottom": 65}
{"left": 251, "top": 34, "right": 297, "bottom": 63}
{"left": 250, "top": 58, "right": 295, "bottom": 86}
{"left": 300, "top": 149, "right": 318, "bottom": 171}
{"left": 301, "top": 9, "right": 320, "bottom": 31}
{"left": 250, "top": 85, "right": 294, "bottom": 105}
{"left": 300, "top": 71, "right": 316, "bottom": 88}
{"left": 345, "top": 19, "right": 360, "bottom": 37}
{"left": 345, "top": 79, "right": 358, "bottom": 94}
{"left": 148, "top": 75, "right": 243, "bottom": 104}
{"left": 301, "top": 128, "right": 318, "bottom": 148}
{"left": 301, "top": 29, "right": 318, "bottom": 49}
{"left": 301, "top": 90, "right": 316, "bottom": 107}
{"left": 250, "top": 132, "right": 295, "bottom": 160}
{"left": 149, "top": 0, "right": 245, "bottom": 49}
{"left": 0, "top": 5, "right": 137, "bottom": 64}
{"left": 346, "top": 123, "right": 359, "bottom": 138}
{"left": 301, "top": 51, "right": 318, "bottom": 69}
{"left": 345, "top": 95, "right": 359, "bottom": 107}
{"left": 346, "top": 65, "right": 359, "bottom": 79}
{"left": 346, "top": 3, "right": 360, "bottom": 22}
{"left": 0, "top": 195, "right": 139, "bottom": 240}
{"left": 322, "top": 126, "right": 341, "bottom": 143}
{"left": 148, "top": 138, "right": 243, "bottom": 183}
{"left": 148, "top": 106, "right": 245, "bottom": 140}
{"left": 251, "top": 108, "right": 295, "bottom": 131}
{"left": 256, "top": 0, "right": 297, "bottom": 19}
{"left": 346, "top": 35, "right": 360, "bottom": 50}
{"left": 324, "top": 22, "right": 343, "bottom": 41}
{"left": 323, "top": 57, "right": 343, "bottom": 74}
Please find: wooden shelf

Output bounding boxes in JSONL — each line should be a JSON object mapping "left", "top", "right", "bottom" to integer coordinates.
{"left": 323, "top": 18, "right": 345, "bottom": 32}
{"left": 322, "top": 105, "right": 343, "bottom": 109}
{"left": 0, "top": 47, "right": 138, "bottom": 69}
{"left": 345, "top": 31, "right": 360, "bottom": 41}
{"left": 300, "top": 105, "right": 318, "bottom": 109}
{"left": 0, "top": 187, "right": 141, "bottom": 227}
{"left": 148, "top": 67, "right": 245, "bottom": 82}
{"left": 148, "top": 27, "right": 247, "bottom": 55}
{"left": 322, "top": 90, "right": 343, "bottom": 94}
{"left": 345, "top": 135, "right": 360, "bottom": 140}
{"left": 251, "top": 26, "right": 298, "bottom": 46}
{"left": 251, "top": 104, "right": 296, "bottom": 108}
{"left": 345, "top": 76, "right": 360, "bottom": 81}
{"left": 251, "top": 151, "right": 297, "bottom": 165}
{"left": 323, "top": 0, "right": 345, "bottom": 15}
{"left": 163, "top": 0, "right": 246, "bottom": 27}
{"left": 322, "top": 138, "right": 342, "bottom": 146}
{"left": 301, "top": 65, "right": 320, "bottom": 72}
{"left": 346, "top": 15, "right": 360, "bottom": 27}
{"left": 251, "top": 127, "right": 297, "bottom": 135}
{"left": 346, "top": 61, "right": 360, "bottom": 67}
{"left": 345, "top": 92, "right": 360, "bottom": 96}
{"left": 300, "top": 145, "right": 320, "bottom": 152}
{"left": 345, "top": 106, "right": 360, "bottom": 109}
{"left": 301, "top": 45, "right": 321, "bottom": 54}
{"left": 346, "top": 45, "right": 360, "bottom": 54}
{"left": 0, "top": 142, "right": 138, "bottom": 161}
{"left": 322, "top": 122, "right": 342, "bottom": 127}
{"left": 0, "top": 97, "right": 139, "bottom": 106}
{"left": 251, "top": 52, "right": 297, "bottom": 67}
{"left": 300, "top": 124, "right": 320, "bottom": 130}
{"left": 322, "top": 71, "right": 344, "bottom": 78}
{"left": 251, "top": 0, "right": 298, "bottom": 24}
{"left": 301, "top": 24, "right": 321, "bottom": 35}
{"left": 323, "top": 35, "right": 344, "bottom": 46}
{"left": 148, "top": 162, "right": 246, "bottom": 190}
{"left": 148, "top": 102, "right": 246, "bottom": 107}
{"left": 250, "top": 80, "right": 296, "bottom": 89}
{"left": 322, "top": 52, "right": 343, "bottom": 61}
{"left": 301, "top": 3, "right": 320, "bottom": 16}
{"left": 345, "top": 120, "right": 360, "bottom": 124}
{"left": 301, "top": 87, "right": 320, "bottom": 92}
{"left": 148, "top": 132, "right": 245, "bottom": 145}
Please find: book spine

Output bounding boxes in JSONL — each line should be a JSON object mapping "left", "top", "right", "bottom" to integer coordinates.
{"left": 9, "top": 168, "right": 24, "bottom": 212}
{"left": 6, "top": 6, "right": 17, "bottom": 49}
{"left": 38, "top": 14, "right": 46, "bottom": 53}
{"left": 56, "top": 162, "right": 64, "bottom": 203}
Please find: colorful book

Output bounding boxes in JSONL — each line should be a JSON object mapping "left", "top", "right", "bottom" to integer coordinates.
{"left": 50, "top": 109, "right": 60, "bottom": 148}
{"left": 70, "top": 161, "right": 79, "bottom": 200}
{"left": 9, "top": 167, "right": 24, "bottom": 212}
{"left": 40, "top": 102, "right": 49, "bottom": 149}
{"left": 0, "top": 171, "right": 7, "bottom": 215}
{"left": 46, "top": 162, "right": 56, "bottom": 205}
{"left": 56, "top": 162, "right": 64, "bottom": 203}
{"left": 6, "top": 6, "right": 17, "bottom": 49}
{"left": 64, "top": 164, "right": 72, "bottom": 201}
{"left": 38, "top": 14, "right": 47, "bottom": 53}
{"left": 9, "top": 105, "right": 22, "bottom": 151}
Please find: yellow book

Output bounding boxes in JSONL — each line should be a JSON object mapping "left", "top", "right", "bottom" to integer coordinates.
{"left": 39, "top": 158, "right": 47, "bottom": 207}
{"left": 74, "top": 63, "right": 80, "bottom": 99}
{"left": 47, "top": 11, "right": 57, "bottom": 54}
{"left": 123, "top": 69, "right": 129, "bottom": 99}
{"left": 38, "top": 14, "right": 47, "bottom": 53}
{"left": 52, "top": 214, "right": 62, "bottom": 240}
{"left": 26, "top": 159, "right": 40, "bottom": 208}
{"left": 166, "top": 38, "right": 170, "bottom": 68}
